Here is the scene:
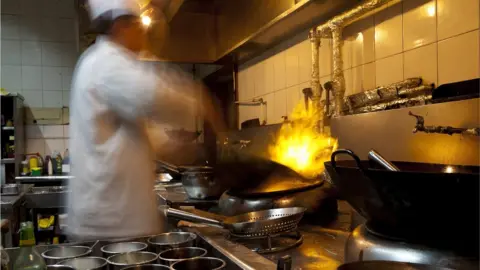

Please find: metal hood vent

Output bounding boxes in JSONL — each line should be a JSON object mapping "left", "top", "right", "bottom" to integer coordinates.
{"left": 145, "top": 0, "right": 359, "bottom": 64}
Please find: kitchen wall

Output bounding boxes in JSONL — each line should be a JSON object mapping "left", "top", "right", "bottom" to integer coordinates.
{"left": 237, "top": 0, "right": 480, "bottom": 128}
{"left": 1, "top": 0, "right": 78, "bottom": 156}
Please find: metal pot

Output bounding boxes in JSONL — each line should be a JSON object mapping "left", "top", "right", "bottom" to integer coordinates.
{"left": 57, "top": 256, "right": 108, "bottom": 270}
{"left": 42, "top": 246, "right": 92, "bottom": 265}
{"left": 107, "top": 252, "right": 158, "bottom": 270}
{"left": 181, "top": 166, "right": 226, "bottom": 199}
{"left": 147, "top": 232, "right": 196, "bottom": 253}
{"left": 170, "top": 257, "right": 226, "bottom": 270}
{"left": 100, "top": 242, "right": 148, "bottom": 257}
{"left": 120, "top": 264, "right": 170, "bottom": 270}
{"left": 218, "top": 181, "right": 333, "bottom": 216}
{"left": 158, "top": 247, "right": 207, "bottom": 266}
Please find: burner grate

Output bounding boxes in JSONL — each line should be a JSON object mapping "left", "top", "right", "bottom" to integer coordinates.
{"left": 229, "top": 229, "right": 303, "bottom": 254}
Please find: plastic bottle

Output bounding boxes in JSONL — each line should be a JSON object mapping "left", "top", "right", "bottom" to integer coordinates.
{"left": 62, "top": 149, "right": 70, "bottom": 174}
{"left": 44, "top": 156, "right": 53, "bottom": 176}
{"left": 13, "top": 222, "right": 47, "bottom": 270}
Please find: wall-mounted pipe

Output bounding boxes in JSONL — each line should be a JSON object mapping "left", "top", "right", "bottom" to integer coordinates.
{"left": 235, "top": 98, "right": 268, "bottom": 125}
{"left": 311, "top": 0, "right": 396, "bottom": 119}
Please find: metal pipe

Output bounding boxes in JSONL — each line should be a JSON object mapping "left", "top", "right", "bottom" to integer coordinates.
{"left": 312, "top": 0, "right": 397, "bottom": 118}
{"left": 331, "top": 25, "right": 345, "bottom": 116}
{"left": 409, "top": 111, "right": 480, "bottom": 136}
{"left": 234, "top": 98, "right": 265, "bottom": 106}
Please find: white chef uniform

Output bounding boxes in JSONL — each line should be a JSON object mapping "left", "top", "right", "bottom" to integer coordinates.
{"left": 67, "top": 0, "right": 194, "bottom": 239}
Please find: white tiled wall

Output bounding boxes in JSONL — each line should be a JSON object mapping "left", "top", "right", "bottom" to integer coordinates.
{"left": 237, "top": 0, "right": 480, "bottom": 127}
{"left": 1, "top": 0, "right": 77, "bottom": 108}
{"left": 1, "top": 0, "right": 78, "bottom": 156}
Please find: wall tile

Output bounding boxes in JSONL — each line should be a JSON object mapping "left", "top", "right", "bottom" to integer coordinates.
{"left": 437, "top": 0, "right": 480, "bottom": 40}
{"left": 41, "top": 18, "right": 61, "bottom": 42}
{"left": 375, "top": 3, "right": 403, "bottom": 59}
{"left": 1, "top": 15, "right": 21, "bottom": 40}
{"left": 1, "top": 40, "right": 21, "bottom": 65}
{"left": 42, "top": 125, "right": 64, "bottom": 138}
{"left": 63, "top": 125, "right": 70, "bottom": 138}
{"left": 343, "top": 68, "right": 354, "bottom": 97}
{"left": 363, "top": 62, "right": 376, "bottom": 91}
{"left": 58, "top": 0, "right": 75, "bottom": 18}
{"left": 237, "top": 69, "right": 247, "bottom": 101}
{"left": 42, "top": 42, "right": 63, "bottom": 67}
{"left": 41, "top": 0, "right": 59, "bottom": 18}
{"left": 403, "top": 0, "right": 437, "bottom": 50}
{"left": 298, "top": 39, "right": 312, "bottom": 84}
{"left": 273, "top": 52, "right": 286, "bottom": 91}
{"left": 22, "top": 90, "right": 43, "bottom": 107}
{"left": 404, "top": 43, "right": 438, "bottom": 85}
{"left": 438, "top": 30, "right": 480, "bottom": 85}
{"left": 264, "top": 93, "right": 275, "bottom": 125}
{"left": 42, "top": 67, "right": 63, "bottom": 90}
{"left": 22, "top": 66, "right": 43, "bottom": 90}
{"left": 26, "top": 125, "right": 44, "bottom": 139}
{"left": 20, "top": 16, "right": 42, "bottom": 41}
{"left": 61, "top": 68, "right": 73, "bottom": 91}
{"left": 244, "top": 66, "right": 255, "bottom": 100}
{"left": 342, "top": 38, "right": 353, "bottom": 70}
{"left": 273, "top": 89, "right": 287, "bottom": 124}
{"left": 1, "top": 65, "right": 22, "bottom": 90}
{"left": 21, "top": 0, "right": 43, "bottom": 15}
{"left": 375, "top": 53, "right": 404, "bottom": 87}
{"left": 59, "top": 19, "right": 75, "bottom": 42}
{"left": 349, "top": 17, "right": 376, "bottom": 67}
{"left": 1, "top": 0, "right": 21, "bottom": 14}
{"left": 26, "top": 139, "right": 45, "bottom": 156}
{"left": 286, "top": 84, "right": 302, "bottom": 114}
{"left": 62, "top": 91, "right": 71, "bottom": 107}
{"left": 285, "top": 44, "right": 300, "bottom": 87}
{"left": 45, "top": 139, "right": 65, "bottom": 155}
{"left": 21, "top": 41, "right": 42, "bottom": 65}
{"left": 263, "top": 57, "right": 275, "bottom": 94}
{"left": 319, "top": 38, "right": 332, "bottom": 77}
{"left": 43, "top": 90, "right": 63, "bottom": 108}
{"left": 253, "top": 62, "right": 266, "bottom": 97}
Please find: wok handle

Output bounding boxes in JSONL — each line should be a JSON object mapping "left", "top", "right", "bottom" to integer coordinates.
{"left": 368, "top": 149, "right": 400, "bottom": 171}
{"left": 331, "top": 149, "right": 365, "bottom": 171}
{"left": 166, "top": 208, "right": 223, "bottom": 227}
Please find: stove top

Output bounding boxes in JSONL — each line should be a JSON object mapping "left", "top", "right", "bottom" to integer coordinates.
{"left": 345, "top": 224, "right": 479, "bottom": 269}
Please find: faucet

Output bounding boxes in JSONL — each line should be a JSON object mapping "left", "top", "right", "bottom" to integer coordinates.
{"left": 409, "top": 111, "right": 480, "bottom": 136}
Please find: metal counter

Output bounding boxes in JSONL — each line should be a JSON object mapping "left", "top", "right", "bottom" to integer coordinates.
{"left": 183, "top": 201, "right": 353, "bottom": 270}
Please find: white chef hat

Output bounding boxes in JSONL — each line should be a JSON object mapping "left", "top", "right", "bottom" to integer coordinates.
{"left": 88, "top": 0, "right": 150, "bottom": 20}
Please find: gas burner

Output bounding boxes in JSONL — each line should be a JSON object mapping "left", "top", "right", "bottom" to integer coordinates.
{"left": 228, "top": 229, "right": 303, "bottom": 254}
{"left": 345, "top": 224, "right": 479, "bottom": 270}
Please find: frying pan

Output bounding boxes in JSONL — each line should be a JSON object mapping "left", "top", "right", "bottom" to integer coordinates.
{"left": 324, "top": 149, "right": 479, "bottom": 252}
{"left": 214, "top": 153, "right": 323, "bottom": 197}
{"left": 337, "top": 261, "right": 453, "bottom": 270}
{"left": 166, "top": 207, "right": 306, "bottom": 237}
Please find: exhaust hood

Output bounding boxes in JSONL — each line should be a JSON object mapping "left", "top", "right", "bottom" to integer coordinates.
{"left": 145, "top": 0, "right": 359, "bottom": 64}
{"left": 79, "top": 0, "right": 359, "bottom": 64}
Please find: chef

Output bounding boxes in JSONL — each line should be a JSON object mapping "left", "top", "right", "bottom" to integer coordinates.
{"left": 67, "top": 0, "right": 221, "bottom": 240}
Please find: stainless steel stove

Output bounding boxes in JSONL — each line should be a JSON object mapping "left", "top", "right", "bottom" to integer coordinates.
{"left": 228, "top": 228, "right": 303, "bottom": 254}
{"left": 345, "top": 224, "right": 479, "bottom": 269}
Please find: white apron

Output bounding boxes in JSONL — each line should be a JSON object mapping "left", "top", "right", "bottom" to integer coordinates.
{"left": 67, "top": 37, "right": 195, "bottom": 239}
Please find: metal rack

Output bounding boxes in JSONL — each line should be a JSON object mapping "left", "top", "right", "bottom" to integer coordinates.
{"left": 1, "top": 95, "right": 25, "bottom": 184}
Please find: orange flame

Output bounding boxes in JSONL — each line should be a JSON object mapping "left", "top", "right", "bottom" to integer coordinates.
{"left": 269, "top": 101, "right": 337, "bottom": 178}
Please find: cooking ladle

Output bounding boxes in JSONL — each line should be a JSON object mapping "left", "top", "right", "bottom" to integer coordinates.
{"left": 367, "top": 149, "right": 399, "bottom": 171}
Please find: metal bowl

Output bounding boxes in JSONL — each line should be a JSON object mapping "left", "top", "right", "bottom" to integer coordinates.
{"left": 147, "top": 232, "right": 196, "bottom": 253}
{"left": 42, "top": 246, "right": 92, "bottom": 265}
{"left": 101, "top": 242, "right": 148, "bottom": 257}
{"left": 158, "top": 247, "right": 207, "bottom": 266}
{"left": 120, "top": 264, "right": 170, "bottom": 270}
{"left": 107, "top": 252, "right": 158, "bottom": 270}
{"left": 47, "top": 266, "right": 75, "bottom": 270}
{"left": 57, "top": 256, "right": 108, "bottom": 270}
{"left": 170, "top": 257, "right": 226, "bottom": 270}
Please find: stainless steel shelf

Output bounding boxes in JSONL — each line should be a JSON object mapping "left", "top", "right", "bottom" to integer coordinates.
{"left": 1, "top": 158, "right": 15, "bottom": 164}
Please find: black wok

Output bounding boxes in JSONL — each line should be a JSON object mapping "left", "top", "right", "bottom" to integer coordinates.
{"left": 325, "top": 149, "right": 479, "bottom": 253}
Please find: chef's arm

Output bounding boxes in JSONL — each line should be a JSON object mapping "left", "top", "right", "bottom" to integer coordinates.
{"left": 98, "top": 60, "right": 224, "bottom": 133}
